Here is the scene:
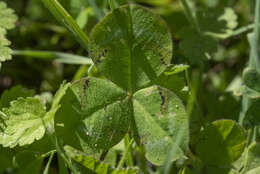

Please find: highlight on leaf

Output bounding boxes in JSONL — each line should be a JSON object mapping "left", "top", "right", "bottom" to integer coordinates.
{"left": 0, "top": 2, "right": 17, "bottom": 69}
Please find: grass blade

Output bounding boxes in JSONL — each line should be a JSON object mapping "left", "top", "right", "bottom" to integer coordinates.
{"left": 41, "top": 0, "right": 89, "bottom": 50}
{"left": 13, "top": 50, "right": 93, "bottom": 65}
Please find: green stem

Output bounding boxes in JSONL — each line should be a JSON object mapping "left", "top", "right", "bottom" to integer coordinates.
{"left": 50, "top": 134, "right": 80, "bottom": 174}
{"left": 85, "top": 63, "right": 95, "bottom": 77}
{"left": 239, "top": 0, "right": 260, "bottom": 138}
{"left": 117, "top": 138, "right": 134, "bottom": 169}
{"left": 109, "top": 0, "right": 116, "bottom": 11}
{"left": 41, "top": 150, "right": 57, "bottom": 158}
{"left": 13, "top": 50, "right": 93, "bottom": 65}
{"left": 136, "top": 146, "right": 148, "bottom": 174}
{"left": 124, "top": 134, "right": 134, "bottom": 167}
{"left": 41, "top": 0, "right": 89, "bottom": 50}
{"left": 43, "top": 151, "right": 55, "bottom": 174}
{"left": 180, "top": 0, "right": 200, "bottom": 32}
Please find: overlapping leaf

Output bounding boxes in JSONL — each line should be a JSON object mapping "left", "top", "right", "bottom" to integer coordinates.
{"left": 195, "top": 120, "right": 246, "bottom": 166}
{"left": 65, "top": 145, "right": 140, "bottom": 174}
{"left": 0, "top": 82, "right": 70, "bottom": 148}
{"left": 0, "top": 2, "right": 17, "bottom": 69}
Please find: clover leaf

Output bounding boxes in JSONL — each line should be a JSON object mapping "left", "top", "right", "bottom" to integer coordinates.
{"left": 55, "top": 4, "right": 189, "bottom": 165}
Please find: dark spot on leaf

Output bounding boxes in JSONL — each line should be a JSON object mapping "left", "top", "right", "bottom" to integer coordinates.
{"left": 100, "top": 150, "right": 108, "bottom": 161}
{"left": 85, "top": 79, "right": 90, "bottom": 87}
{"left": 157, "top": 87, "right": 165, "bottom": 106}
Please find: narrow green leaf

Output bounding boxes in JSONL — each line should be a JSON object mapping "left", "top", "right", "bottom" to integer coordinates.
{"left": 43, "top": 151, "right": 55, "bottom": 174}
{"left": 41, "top": 0, "right": 89, "bottom": 50}
{"left": 163, "top": 64, "right": 190, "bottom": 76}
{"left": 65, "top": 145, "right": 140, "bottom": 174}
{"left": 13, "top": 50, "right": 93, "bottom": 65}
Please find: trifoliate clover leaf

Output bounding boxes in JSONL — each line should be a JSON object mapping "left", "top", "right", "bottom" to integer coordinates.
{"left": 0, "top": 82, "right": 70, "bottom": 148}
{"left": 0, "top": 2, "right": 18, "bottom": 69}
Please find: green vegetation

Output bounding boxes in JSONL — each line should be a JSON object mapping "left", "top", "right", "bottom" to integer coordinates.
{"left": 1, "top": 0, "right": 260, "bottom": 173}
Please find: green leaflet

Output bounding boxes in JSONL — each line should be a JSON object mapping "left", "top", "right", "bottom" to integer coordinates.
{"left": 133, "top": 86, "right": 188, "bottom": 165}
{"left": 56, "top": 78, "right": 189, "bottom": 165}
{"left": 89, "top": 4, "right": 172, "bottom": 93}
{"left": 163, "top": 64, "right": 190, "bottom": 76}
{"left": 65, "top": 145, "right": 140, "bottom": 174}
{"left": 0, "top": 97, "right": 47, "bottom": 147}
{"left": 0, "top": 2, "right": 18, "bottom": 69}
{"left": 55, "top": 77, "right": 131, "bottom": 151}
{"left": 243, "top": 68, "right": 260, "bottom": 93}
{"left": 245, "top": 100, "right": 260, "bottom": 127}
{"left": 195, "top": 120, "right": 246, "bottom": 166}
{"left": 245, "top": 167, "right": 260, "bottom": 174}
{"left": 0, "top": 82, "right": 70, "bottom": 148}
{"left": 242, "top": 142, "right": 260, "bottom": 174}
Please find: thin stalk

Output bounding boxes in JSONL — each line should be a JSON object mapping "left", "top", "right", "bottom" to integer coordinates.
{"left": 41, "top": 0, "right": 89, "bottom": 50}
{"left": 124, "top": 134, "right": 134, "bottom": 167}
{"left": 85, "top": 63, "right": 95, "bottom": 77}
{"left": 43, "top": 151, "right": 55, "bottom": 174}
{"left": 239, "top": 0, "right": 260, "bottom": 140}
{"left": 117, "top": 138, "right": 134, "bottom": 169}
{"left": 136, "top": 146, "right": 149, "bottom": 174}
{"left": 13, "top": 50, "right": 93, "bottom": 65}
{"left": 53, "top": 135, "right": 80, "bottom": 174}
{"left": 180, "top": 0, "right": 200, "bottom": 32}
{"left": 109, "top": 0, "right": 116, "bottom": 11}
{"left": 58, "top": 153, "right": 69, "bottom": 174}
{"left": 250, "top": 0, "right": 260, "bottom": 71}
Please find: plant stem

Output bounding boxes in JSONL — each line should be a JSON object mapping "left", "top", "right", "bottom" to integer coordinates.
{"left": 41, "top": 0, "right": 89, "bottom": 50}
{"left": 13, "top": 50, "right": 93, "bottom": 65}
{"left": 136, "top": 146, "right": 149, "bottom": 174}
{"left": 117, "top": 138, "right": 134, "bottom": 169}
{"left": 239, "top": 0, "right": 260, "bottom": 140}
{"left": 109, "top": 0, "right": 116, "bottom": 11}
{"left": 180, "top": 0, "right": 200, "bottom": 32}
{"left": 43, "top": 151, "right": 55, "bottom": 174}
{"left": 124, "top": 134, "right": 134, "bottom": 167}
{"left": 50, "top": 134, "right": 80, "bottom": 174}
